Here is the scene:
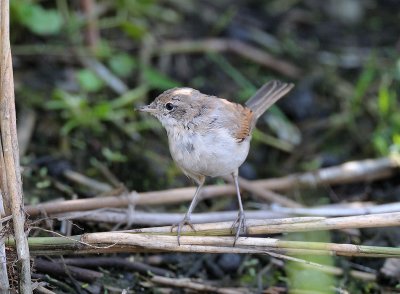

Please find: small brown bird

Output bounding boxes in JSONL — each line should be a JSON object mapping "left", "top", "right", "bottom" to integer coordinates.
{"left": 138, "top": 80, "right": 294, "bottom": 245}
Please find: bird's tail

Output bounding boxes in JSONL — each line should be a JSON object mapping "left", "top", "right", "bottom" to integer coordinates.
{"left": 245, "top": 80, "right": 294, "bottom": 123}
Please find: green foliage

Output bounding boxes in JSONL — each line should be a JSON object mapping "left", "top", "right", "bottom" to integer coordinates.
{"left": 76, "top": 69, "right": 105, "bottom": 93}
{"left": 108, "top": 53, "right": 137, "bottom": 78}
{"left": 102, "top": 147, "right": 127, "bottom": 162}
{"left": 208, "top": 52, "right": 300, "bottom": 149}
{"left": 346, "top": 54, "right": 400, "bottom": 156}
{"left": 46, "top": 86, "right": 146, "bottom": 135}
{"left": 372, "top": 76, "right": 400, "bottom": 155}
{"left": 11, "top": 1, "right": 63, "bottom": 35}
{"left": 351, "top": 58, "right": 376, "bottom": 115}
{"left": 143, "top": 67, "right": 181, "bottom": 90}
{"left": 121, "top": 21, "right": 147, "bottom": 40}
{"left": 239, "top": 258, "right": 259, "bottom": 285}
{"left": 93, "top": 40, "right": 114, "bottom": 59}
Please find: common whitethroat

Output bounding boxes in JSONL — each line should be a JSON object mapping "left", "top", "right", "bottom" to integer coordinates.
{"left": 138, "top": 80, "right": 294, "bottom": 245}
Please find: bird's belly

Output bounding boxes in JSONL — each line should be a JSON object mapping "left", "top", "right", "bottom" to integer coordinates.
{"left": 168, "top": 129, "right": 250, "bottom": 177}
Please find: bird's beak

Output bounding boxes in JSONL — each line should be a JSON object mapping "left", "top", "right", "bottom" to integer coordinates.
{"left": 136, "top": 104, "right": 157, "bottom": 114}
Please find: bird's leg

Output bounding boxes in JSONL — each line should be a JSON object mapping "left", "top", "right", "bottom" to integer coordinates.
{"left": 171, "top": 177, "right": 205, "bottom": 245}
{"left": 231, "top": 171, "right": 247, "bottom": 246}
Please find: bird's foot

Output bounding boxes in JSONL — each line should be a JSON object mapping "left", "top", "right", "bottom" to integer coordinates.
{"left": 231, "top": 211, "right": 247, "bottom": 246}
{"left": 171, "top": 215, "right": 196, "bottom": 245}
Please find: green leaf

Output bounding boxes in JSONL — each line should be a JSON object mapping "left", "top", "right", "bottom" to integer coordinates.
{"left": 15, "top": 3, "right": 63, "bottom": 35}
{"left": 121, "top": 21, "right": 147, "bottom": 40}
{"left": 109, "top": 53, "right": 137, "bottom": 78}
{"left": 111, "top": 85, "right": 148, "bottom": 109}
{"left": 93, "top": 103, "right": 112, "bottom": 119}
{"left": 102, "top": 148, "right": 127, "bottom": 162}
{"left": 373, "top": 132, "right": 389, "bottom": 155}
{"left": 76, "top": 69, "right": 104, "bottom": 93}
{"left": 143, "top": 67, "right": 180, "bottom": 90}
{"left": 352, "top": 57, "right": 376, "bottom": 113}
{"left": 378, "top": 84, "right": 390, "bottom": 117}
{"left": 61, "top": 119, "right": 81, "bottom": 135}
{"left": 94, "top": 40, "right": 113, "bottom": 59}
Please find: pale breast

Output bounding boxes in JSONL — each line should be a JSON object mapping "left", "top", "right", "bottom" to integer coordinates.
{"left": 168, "top": 127, "right": 250, "bottom": 178}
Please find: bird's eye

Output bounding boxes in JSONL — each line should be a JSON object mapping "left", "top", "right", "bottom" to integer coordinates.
{"left": 165, "top": 102, "right": 174, "bottom": 111}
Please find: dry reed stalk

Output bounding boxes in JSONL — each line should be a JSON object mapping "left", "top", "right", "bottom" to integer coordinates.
{"left": 8, "top": 231, "right": 400, "bottom": 258}
{"left": 56, "top": 201, "right": 400, "bottom": 226}
{"left": 6, "top": 212, "right": 400, "bottom": 258}
{"left": 253, "top": 157, "right": 398, "bottom": 190}
{"left": 0, "top": 1, "right": 32, "bottom": 291}
{"left": 24, "top": 157, "right": 398, "bottom": 217}
{"left": 131, "top": 212, "right": 400, "bottom": 236}
{"left": 0, "top": 142, "right": 9, "bottom": 292}
{"left": 270, "top": 201, "right": 400, "bottom": 216}
{"left": 56, "top": 209, "right": 289, "bottom": 226}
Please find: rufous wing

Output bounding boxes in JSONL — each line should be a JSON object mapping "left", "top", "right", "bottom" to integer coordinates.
{"left": 234, "top": 106, "right": 253, "bottom": 142}
{"left": 216, "top": 99, "right": 254, "bottom": 143}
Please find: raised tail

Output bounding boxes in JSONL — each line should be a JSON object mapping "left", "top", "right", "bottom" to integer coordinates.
{"left": 245, "top": 80, "right": 294, "bottom": 123}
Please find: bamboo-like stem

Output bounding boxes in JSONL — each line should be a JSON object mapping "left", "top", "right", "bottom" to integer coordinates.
{"left": 5, "top": 213, "right": 400, "bottom": 258}
{"left": 0, "top": 1, "right": 32, "bottom": 292}
{"left": 0, "top": 143, "right": 10, "bottom": 292}
{"left": 56, "top": 201, "right": 400, "bottom": 226}
{"left": 5, "top": 232, "right": 400, "bottom": 258}
{"left": 24, "top": 157, "right": 399, "bottom": 217}
{"left": 130, "top": 212, "right": 400, "bottom": 236}
{"left": 56, "top": 209, "right": 289, "bottom": 225}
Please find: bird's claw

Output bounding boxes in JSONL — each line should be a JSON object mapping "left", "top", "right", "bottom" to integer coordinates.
{"left": 171, "top": 215, "right": 196, "bottom": 245}
{"left": 231, "top": 211, "right": 247, "bottom": 246}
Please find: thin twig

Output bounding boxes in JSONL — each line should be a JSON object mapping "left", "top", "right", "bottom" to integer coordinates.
{"left": 34, "top": 285, "right": 57, "bottom": 294}
{"left": 150, "top": 275, "right": 247, "bottom": 294}
{"left": 80, "top": 0, "right": 99, "bottom": 50}
{"left": 59, "top": 257, "right": 175, "bottom": 277}
{"left": 63, "top": 170, "right": 112, "bottom": 193}
{"left": 78, "top": 53, "right": 128, "bottom": 95}
{"left": 34, "top": 259, "right": 103, "bottom": 283}
{"left": 156, "top": 39, "right": 302, "bottom": 78}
